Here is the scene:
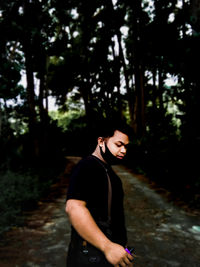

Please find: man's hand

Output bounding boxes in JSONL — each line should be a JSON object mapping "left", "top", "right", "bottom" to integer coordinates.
{"left": 103, "top": 242, "right": 134, "bottom": 266}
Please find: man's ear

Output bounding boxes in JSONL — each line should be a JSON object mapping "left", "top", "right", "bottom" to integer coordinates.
{"left": 97, "top": 137, "right": 104, "bottom": 147}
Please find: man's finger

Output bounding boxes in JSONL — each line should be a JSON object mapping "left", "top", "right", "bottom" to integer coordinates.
{"left": 119, "top": 260, "right": 127, "bottom": 267}
{"left": 126, "top": 253, "right": 134, "bottom": 262}
{"left": 124, "top": 255, "right": 133, "bottom": 265}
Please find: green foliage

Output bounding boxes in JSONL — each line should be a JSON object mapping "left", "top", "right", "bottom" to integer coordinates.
{"left": 57, "top": 110, "right": 86, "bottom": 131}
{"left": 49, "top": 98, "right": 85, "bottom": 131}
{"left": 0, "top": 170, "right": 52, "bottom": 234}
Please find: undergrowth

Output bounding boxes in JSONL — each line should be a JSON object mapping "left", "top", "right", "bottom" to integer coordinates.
{"left": 0, "top": 169, "right": 53, "bottom": 235}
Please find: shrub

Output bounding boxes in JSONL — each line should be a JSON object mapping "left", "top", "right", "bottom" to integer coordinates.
{"left": 0, "top": 170, "right": 51, "bottom": 234}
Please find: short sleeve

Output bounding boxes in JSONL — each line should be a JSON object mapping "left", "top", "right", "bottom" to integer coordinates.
{"left": 66, "top": 157, "right": 97, "bottom": 202}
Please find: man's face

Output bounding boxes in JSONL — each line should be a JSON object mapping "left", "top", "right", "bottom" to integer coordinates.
{"left": 105, "top": 130, "right": 129, "bottom": 160}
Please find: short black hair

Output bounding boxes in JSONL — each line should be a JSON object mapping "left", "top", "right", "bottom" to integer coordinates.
{"left": 96, "top": 118, "right": 133, "bottom": 139}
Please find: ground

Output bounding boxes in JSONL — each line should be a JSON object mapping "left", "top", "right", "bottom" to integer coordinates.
{"left": 0, "top": 157, "right": 200, "bottom": 267}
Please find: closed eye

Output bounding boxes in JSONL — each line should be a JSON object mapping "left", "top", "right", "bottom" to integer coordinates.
{"left": 116, "top": 143, "right": 122, "bottom": 147}
{"left": 115, "top": 142, "right": 129, "bottom": 148}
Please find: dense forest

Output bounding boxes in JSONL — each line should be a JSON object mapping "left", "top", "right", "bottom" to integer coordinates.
{"left": 1, "top": 0, "right": 200, "bottom": 233}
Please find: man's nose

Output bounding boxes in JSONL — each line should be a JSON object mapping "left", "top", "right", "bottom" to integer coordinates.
{"left": 121, "top": 146, "right": 127, "bottom": 154}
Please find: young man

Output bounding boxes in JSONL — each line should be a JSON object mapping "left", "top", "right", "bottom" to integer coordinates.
{"left": 66, "top": 122, "right": 134, "bottom": 266}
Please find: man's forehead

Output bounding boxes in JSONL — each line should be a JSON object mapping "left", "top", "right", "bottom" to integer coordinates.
{"left": 112, "top": 130, "right": 129, "bottom": 143}
{"left": 114, "top": 129, "right": 129, "bottom": 137}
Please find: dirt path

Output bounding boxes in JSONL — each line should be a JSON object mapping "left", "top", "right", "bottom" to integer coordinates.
{"left": 0, "top": 157, "right": 200, "bottom": 267}
{"left": 113, "top": 165, "right": 200, "bottom": 267}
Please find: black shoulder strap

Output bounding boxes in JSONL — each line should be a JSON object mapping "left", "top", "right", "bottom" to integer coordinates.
{"left": 105, "top": 167, "right": 112, "bottom": 223}
{"left": 92, "top": 156, "right": 112, "bottom": 222}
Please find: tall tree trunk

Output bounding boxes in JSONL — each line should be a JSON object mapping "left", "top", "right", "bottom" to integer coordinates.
{"left": 39, "top": 74, "right": 45, "bottom": 123}
{"left": 134, "top": 63, "right": 145, "bottom": 136}
{"left": 38, "top": 53, "right": 51, "bottom": 161}
{"left": 80, "top": 80, "right": 92, "bottom": 120}
{"left": 23, "top": 0, "right": 39, "bottom": 160}
{"left": 152, "top": 69, "right": 157, "bottom": 110}
{"left": 38, "top": 54, "right": 49, "bottom": 123}
{"left": 45, "top": 87, "right": 49, "bottom": 112}
{"left": 24, "top": 48, "right": 39, "bottom": 159}
{"left": 132, "top": 0, "right": 145, "bottom": 137}
{"left": 45, "top": 56, "right": 50, "bottom": 112}
{"left": 110, "top": 38, "right": 123, "bottom": 119}
{"left": 158, "top": 68, "right": 164, "bottom": 110}
{"left": 39, "top": 72, "right": 47, "bottom": 158}
{"left": 117, "top": 31, "right": 134, "bottom": 124}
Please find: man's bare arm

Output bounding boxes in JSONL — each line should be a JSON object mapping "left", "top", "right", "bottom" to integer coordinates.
{"left": 65, "top": 199, "right": 133, "bottom": 266}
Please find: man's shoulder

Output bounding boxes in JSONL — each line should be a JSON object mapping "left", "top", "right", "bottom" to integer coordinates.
{"left": 73, "top": 155, "right": 101, "bottom": 171}
{"left": 77, "top": 155, "right": 97, "bottom": 165}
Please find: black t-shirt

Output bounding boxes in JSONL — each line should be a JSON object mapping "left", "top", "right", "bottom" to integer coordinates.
{"left": 67, "top": 155, "right": 127, "bottom": 246}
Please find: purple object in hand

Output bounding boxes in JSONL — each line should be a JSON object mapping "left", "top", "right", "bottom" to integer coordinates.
{"left": 125, "top": 248, "right": 132, "bottom": 255}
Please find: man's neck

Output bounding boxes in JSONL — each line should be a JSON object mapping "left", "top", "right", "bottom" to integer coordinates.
{"left": 92, "top": 149, "right": 106, "bottom": 164}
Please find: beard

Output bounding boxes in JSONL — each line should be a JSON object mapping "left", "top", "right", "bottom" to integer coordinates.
{"left": 99, "top": 143, "right": 122, "bottom": 165}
